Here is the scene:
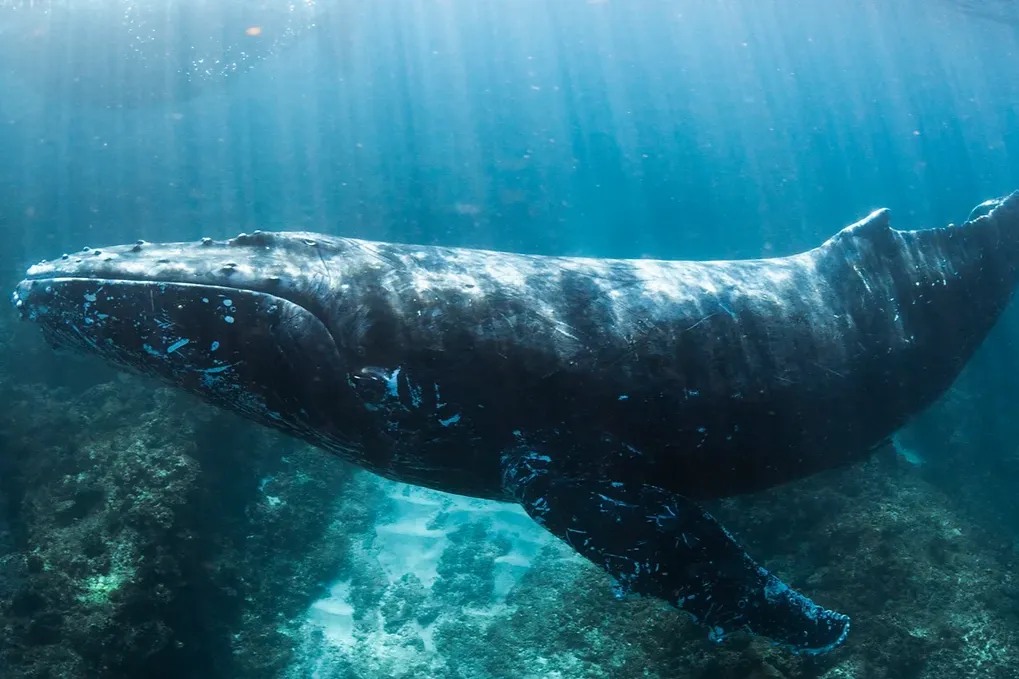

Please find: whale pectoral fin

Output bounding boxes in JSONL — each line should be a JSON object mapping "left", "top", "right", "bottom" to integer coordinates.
{"left": 502, "top": 451, "right": 850, "bottom": 654}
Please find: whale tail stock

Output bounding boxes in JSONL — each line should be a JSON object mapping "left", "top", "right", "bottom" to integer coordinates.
{"left": 502, "top": 450, "right": 850, "bottom": 654}
{"left": 894, "top": 191, "right": 1019, "bottom": 377}
{"left": 862, "top": 191, "right": 1019, "bottom": 334}
{"left": 906, "top": 190, "right": 1019, "bottom": 286}
{"left": 498, "top": 192, "right": 1019, "bottom": 655}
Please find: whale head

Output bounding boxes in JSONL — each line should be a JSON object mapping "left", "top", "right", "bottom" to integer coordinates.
{"left": 11, "top": 231, "right": 365, "bottom": 450}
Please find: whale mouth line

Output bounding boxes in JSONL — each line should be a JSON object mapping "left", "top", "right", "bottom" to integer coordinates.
{"left": 13, "top": 276, "right": 337, "bottom": 350}
{"left": 22, "top": 274, "right": 267, "bottom": 292}
{"left": 23, "top": 269, "right": 266, "bottom": 291}
{"left": 17, "top": 276, "right": 284, "bottom": 307}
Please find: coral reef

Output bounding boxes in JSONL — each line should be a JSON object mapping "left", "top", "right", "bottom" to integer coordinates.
{"left": 0, "top": 327, "right": 359, "bottom": 677}
{"left": 283, "top": 451, "right": 1019, "bottom": 679}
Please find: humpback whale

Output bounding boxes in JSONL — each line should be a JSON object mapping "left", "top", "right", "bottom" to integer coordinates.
{"left": 12, "top": 192, "right": 1019, "bottom": 654}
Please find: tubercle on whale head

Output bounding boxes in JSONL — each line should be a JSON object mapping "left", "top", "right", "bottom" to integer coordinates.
{"left": 10, "top": 231, "right": 365, "bottom": 453}
{"left": 13, "top": 230, "right": 371, "bottom": 343}
{"left": 19, "top": 231, "right": 347, "bottom": 300}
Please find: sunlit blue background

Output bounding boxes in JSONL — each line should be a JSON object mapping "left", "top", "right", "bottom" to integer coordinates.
{"left": 3, "top": 0, "right": 1019, "bottom": 265}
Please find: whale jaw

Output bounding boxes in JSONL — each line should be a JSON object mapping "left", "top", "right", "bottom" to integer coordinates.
{"left": 12, "top": 273, "right": 359, "bottom": 459}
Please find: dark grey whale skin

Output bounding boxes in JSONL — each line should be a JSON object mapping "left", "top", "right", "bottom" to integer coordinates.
{"left": 12, "top": 192, "right": 1019, "bottom": 655}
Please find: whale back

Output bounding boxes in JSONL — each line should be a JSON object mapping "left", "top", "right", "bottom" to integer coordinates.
{"left": 12, "top": 194, "right": 1019, "bottom": 499}
{"left": 307, "top": 194, "right": 1019, "bottom": 498}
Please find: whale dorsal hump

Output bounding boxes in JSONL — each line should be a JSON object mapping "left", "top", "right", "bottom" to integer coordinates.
{"left": 819, "top": 207, "right": 893, "bottom": 254}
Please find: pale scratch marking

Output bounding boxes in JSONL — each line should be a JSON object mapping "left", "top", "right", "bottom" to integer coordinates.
{"left": 812, "top": 362, "right": 845, "bottom": 378}
{"left": 354, "top": 239, "right": 400, "bottom": 270}
{"left": 316, "top": 242, "right": 333, "bottom": 292}
{"left": 553, "top": 321, "right": 581, "bottom": 342}
{"left": 681, "top": 312, "right": 718, "bottom": 334}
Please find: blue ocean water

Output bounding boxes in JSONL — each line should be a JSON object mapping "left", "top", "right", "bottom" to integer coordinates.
{"left": 2, "top": 1, "right": 1019, "bottom": 677}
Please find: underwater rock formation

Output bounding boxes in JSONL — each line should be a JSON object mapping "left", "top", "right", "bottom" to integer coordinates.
{"left": 0, "top": 346, "right": 359, "bottom": 677}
